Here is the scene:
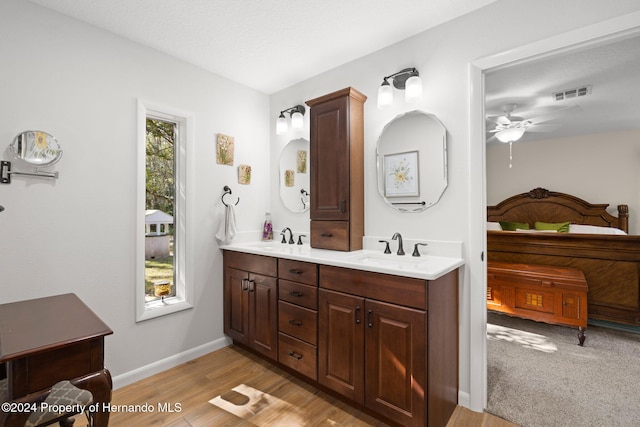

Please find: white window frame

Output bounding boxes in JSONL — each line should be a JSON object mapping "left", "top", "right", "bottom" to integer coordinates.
{"left": 136, "top": 99, "right": 194, "bottom": 321}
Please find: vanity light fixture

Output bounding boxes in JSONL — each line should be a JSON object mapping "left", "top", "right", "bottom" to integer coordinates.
{"left": 276, "top": 105, "right": 306, "bottom": 135}
{"left": 377, "top": 67, "right": 423, "bottom": 108}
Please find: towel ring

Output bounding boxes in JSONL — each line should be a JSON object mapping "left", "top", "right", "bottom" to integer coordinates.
{"left": 222, "top": 185, "right": 239, "bottom": 206}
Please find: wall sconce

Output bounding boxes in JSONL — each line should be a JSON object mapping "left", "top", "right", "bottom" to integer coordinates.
{"left": 276, "top": 105, "right": 306, "bottom": 135}
{"left": 377, "top": 67, "right": 423, "bottom": 109}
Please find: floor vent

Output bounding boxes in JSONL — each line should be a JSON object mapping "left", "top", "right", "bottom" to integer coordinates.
{"left": 552, "top": 85, "right": 592, "bottom": 101}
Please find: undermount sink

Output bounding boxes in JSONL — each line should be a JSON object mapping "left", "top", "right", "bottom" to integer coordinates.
{"left": 347, "top": 252, "right": 454, "bottom": 273}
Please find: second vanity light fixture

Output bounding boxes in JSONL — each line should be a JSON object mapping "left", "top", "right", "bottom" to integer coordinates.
{"left": 276, "top": 105, "right": 306, "bottom": 135}
{"left": 377, "top": 67, "right": 423, "bottom": 109}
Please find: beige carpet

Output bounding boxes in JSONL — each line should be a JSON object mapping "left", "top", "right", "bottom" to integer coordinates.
{"left": 486, "top": 312, "right": 640, "bottom": 427}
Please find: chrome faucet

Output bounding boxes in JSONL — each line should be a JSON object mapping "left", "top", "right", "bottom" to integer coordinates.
{"left": 281, "top": 227, "right": 295, "bottom": 244}
{"left": 392, "top": 232, "right": 405, "bottom": 255}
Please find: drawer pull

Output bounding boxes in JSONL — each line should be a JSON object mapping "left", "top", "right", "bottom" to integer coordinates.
{"left": 321, "top": 233, "right": 333, "bottom": 237}
{"left": 289, "top": 291, "right": 304, "bottom": 297}
{"left": 355, "top": 306, "right": 361, "bottom": 324}
{"left": 289, "top": 269, "right": 303, "bottom": 275}
{"left": 288, "top": 351, "right": 303, "bottom": 360}
{"left": 367, "top": 309, "right": 373, "bottom": 328}
{"left": 241, "top": 279, "right": 249, "bottom": 291}
{"left": 288, "top": 319, "right": 303, "bottom": 327}
{"left": 340, "top": 200, "right": 346, "bottom": 213}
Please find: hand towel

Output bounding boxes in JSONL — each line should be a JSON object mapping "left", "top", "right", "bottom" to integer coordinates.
{"left": 215, "top": 203, "right": 238, "bottom": 243}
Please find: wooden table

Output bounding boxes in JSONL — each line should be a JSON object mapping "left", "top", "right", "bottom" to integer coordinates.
{"left": 0, "top": 294, "right": 113, "bottom": 427}
{"left": 487, "top": 262, "right": 588, "bottom": 345}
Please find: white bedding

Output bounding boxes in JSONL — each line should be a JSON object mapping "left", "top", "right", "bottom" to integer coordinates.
{"left": 487, "top": 222, "right": 627, "bottom": 235}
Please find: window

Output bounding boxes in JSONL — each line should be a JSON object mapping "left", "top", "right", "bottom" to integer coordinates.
{"left": 136, "top": 100, "right": 193, "bottom": 321}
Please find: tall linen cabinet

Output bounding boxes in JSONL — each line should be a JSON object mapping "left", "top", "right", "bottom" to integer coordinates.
{"left": 306, "top": 87, "right": 366, "bottom": 251}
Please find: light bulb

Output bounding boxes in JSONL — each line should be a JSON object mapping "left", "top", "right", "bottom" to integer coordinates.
{"left": 276, "top": 114, "right": 288, "bottom": 135}
{"left": 377, "top": 82, "right": 393, "bottom": 109}
{"left": 291, "top": 111, "right": 304, "bottom": 129}
{"left": 405, "top": 75, "right": 423, "bottom": 103}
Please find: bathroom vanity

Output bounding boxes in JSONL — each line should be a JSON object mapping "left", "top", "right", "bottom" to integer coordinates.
{"left": 222, "top": 242, "right": 462, "bottom": 427}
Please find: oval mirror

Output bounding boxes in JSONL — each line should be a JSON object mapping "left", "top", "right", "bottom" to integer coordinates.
{"left": 10, "top": 131, "right": 62, "bottom": 166}
{"left": 376, "top": 110, "right": 447, "bottom": 212}
{"left": 279, "top": 138, "right": 310, "bottom": 213}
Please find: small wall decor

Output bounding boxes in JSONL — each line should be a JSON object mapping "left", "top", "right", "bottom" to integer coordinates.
{"left": 216, "top": 133, "right": 234, "bottom": 166}
{"left": 238, "top": 164, "right": 251, "bottom": 185}
{"left": 296, "top": 150, "right": 307, "bottom": 173}
{"left": 384, "top": 150, "right": 420, "bottom": 197}
{"left": 284, "top": 169, "right": 295, "bottom": 187}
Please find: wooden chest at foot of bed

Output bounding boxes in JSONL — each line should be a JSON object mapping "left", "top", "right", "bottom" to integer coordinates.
{"left": 487, "top": 262, "right": 588, "bottom": 340}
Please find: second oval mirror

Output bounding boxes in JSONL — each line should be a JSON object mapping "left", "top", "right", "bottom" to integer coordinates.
{"left": 279, "top": 138, "right": 310, "bottom": 213}
{"left": 376, "top": 110, "right": 447, "bottom": 212}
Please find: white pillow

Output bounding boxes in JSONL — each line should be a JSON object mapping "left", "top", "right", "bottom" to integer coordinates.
{"left": 569, "top": 224, "right": 627, "bottom": 235}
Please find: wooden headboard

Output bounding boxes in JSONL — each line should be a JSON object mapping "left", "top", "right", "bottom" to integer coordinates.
{"left": 487, "top": 187, "right": 629, "bottom": 233}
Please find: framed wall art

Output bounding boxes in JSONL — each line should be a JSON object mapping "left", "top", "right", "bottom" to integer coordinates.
{"left": 384, "top": 150, "right": 420, "bottom": 197}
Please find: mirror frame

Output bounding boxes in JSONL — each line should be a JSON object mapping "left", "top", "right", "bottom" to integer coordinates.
{"left": 279, "top": 137, "right": 310, "bottom": 213}
{"left": 376, "top": 110, "right": 448, "bottom": 212}
{"left": 10, "top": 130, "right": 63, "bottom": 166}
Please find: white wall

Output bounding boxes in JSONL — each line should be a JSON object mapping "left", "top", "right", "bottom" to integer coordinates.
{"left": 487, "top": 129, "right": 640, "bottom": 234}
{"left": 0, "top": 0, "right": 269, "bottom": 383}
{"left": 269, "top": 0, "right": 640, "bottom": 410}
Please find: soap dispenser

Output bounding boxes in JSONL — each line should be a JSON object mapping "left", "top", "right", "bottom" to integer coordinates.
{"left": 262, "top": 211, "right": 273, "bottom": 241}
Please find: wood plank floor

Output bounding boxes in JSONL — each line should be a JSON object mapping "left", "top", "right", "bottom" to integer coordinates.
{"left": 75, "top": 345, "right": 517, "bottom": 426}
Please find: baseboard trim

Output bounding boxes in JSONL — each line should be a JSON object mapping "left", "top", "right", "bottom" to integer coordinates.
{"left": 458, "top": 390, "right": 471, "bottom": 409}
{"left": 112, "top": 336, "right": 232, "bottom": 389}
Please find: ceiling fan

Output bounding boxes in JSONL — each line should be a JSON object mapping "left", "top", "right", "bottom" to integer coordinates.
{"left": 486, "top": 103, "right": 581, "bottom": 143}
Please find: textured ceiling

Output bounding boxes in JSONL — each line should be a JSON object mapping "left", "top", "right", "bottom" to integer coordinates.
{"left": 27, "top": 0, "right": 496, "bottom": 94}
{"left": 485, "top": 33, "right": 640, "bottom": 143}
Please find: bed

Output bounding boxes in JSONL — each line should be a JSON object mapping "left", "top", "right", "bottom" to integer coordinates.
{"left": 487, "top": 187, "right": 640, "bottom": 326}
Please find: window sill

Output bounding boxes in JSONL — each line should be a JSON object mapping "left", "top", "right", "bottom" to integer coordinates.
{"left": 136, "top": 297, "right": 193, "bottom": 322}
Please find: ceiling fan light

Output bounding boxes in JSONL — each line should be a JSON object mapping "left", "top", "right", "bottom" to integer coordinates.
{"left": 377, "top": 81, "right": 393, "bottom": 109}
{"left": 405, "top": 75, "right": 423, "bottom": 103}
{"left": 496, "top": 127, "right": 525, "bottom": 143}
{"left": 276, "top": 113, "right": 288, "bottom": 135}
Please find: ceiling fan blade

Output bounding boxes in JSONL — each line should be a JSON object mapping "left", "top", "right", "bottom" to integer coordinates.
{"left": 526, "top": 105, "right": 582, "bottom": 124}
{"left": 486, "top": 134, "right": 498, "bottom": 143}
{"left": 487, "top": 115, "right": 511, "bottom": 125}
{"left": 526, "top": 124, "right": 562, "bottom": 133}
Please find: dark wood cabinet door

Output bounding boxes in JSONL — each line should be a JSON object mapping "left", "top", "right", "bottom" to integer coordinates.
{"left": 310, "top": 95, "right": 349, "bottom": 221}
{"left": 365, "top": 299, "right": 427, "bottom": 427}
{"left": 224, "top": 267, "right": 250, "bottom": 345}
{"left": 249, "top": 273, "right": 278, "bottom": 360}
{"left": 318, "top": 289, "right": 365, "bottom": 403}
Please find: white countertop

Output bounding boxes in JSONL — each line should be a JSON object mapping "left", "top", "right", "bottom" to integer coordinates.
{"left": 220, "top": 240, "right": 464, "bottom": 280}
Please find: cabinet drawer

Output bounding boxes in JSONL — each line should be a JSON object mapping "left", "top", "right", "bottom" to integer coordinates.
{"left": 278, "top": 333, "right": 317, "bottom": 381}
{"left": 279, "top": 259, "right": 318, "bottom": 286}
{"left": 320, "top": 265, "right": 427, "bottom": 310}
{"left": 278, "top": 301, "right": 317, "bottom": 345}
{"left": 279, "top": 280, "right": 318, "bottom": 310}
{"left": 223, "top": 251, "right": 277, "bottom": 277}
{"left": 310, "top": 221, "right": 349, "bottom": 251}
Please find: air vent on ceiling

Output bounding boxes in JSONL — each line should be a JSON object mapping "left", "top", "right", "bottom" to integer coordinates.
{"left": 552, "top": 85, "right": 592, "bottom": 101}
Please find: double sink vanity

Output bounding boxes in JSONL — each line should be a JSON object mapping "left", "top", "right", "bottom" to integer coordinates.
{"left": 222, "top": 87, "right": 462, "bottom": 426}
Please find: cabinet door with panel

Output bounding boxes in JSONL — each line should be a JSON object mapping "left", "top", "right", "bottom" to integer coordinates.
{"left": 318, "top": 289, "right": 365, "bottom": 403}
{"left": 365, "top": 299, "right": 426, "bottom": 426}
{"left": 223, "top": 251, "right": 278, "bottom": 361}
{"left": 318, "top": 288, "right": 427, "bottom": 427}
